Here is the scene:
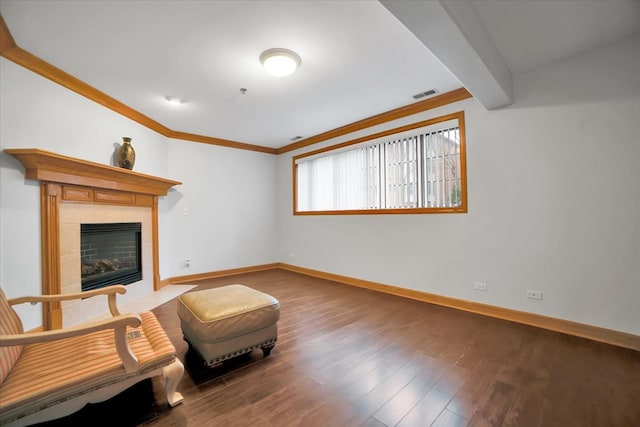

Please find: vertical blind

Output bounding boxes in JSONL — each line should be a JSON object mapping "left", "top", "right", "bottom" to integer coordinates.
{"left": 296, "top": 126, "right": 461, "bottom": 211}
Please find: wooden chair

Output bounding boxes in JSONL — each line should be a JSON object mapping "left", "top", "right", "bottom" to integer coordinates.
{"left": 0, "top": 285, "right": 183, "bottom": 426}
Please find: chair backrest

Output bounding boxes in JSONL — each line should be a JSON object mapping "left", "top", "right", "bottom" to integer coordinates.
{"left": 0, "top": 288, "right": 24, "bottom": 384}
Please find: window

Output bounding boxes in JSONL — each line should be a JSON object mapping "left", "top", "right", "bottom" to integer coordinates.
{"left": 294, "top": 111, "right": 466, "bottom": 214}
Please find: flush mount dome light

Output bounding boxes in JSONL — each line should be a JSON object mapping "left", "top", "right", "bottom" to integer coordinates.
{"left": 259, "top": 48, "right": 301, "bottom": 77}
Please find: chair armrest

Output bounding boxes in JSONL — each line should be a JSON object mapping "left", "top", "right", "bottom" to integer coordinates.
{"left": 0, "top": 313, "right": 142, "bottom": 373}
{"left": 8, "top": 285, "right": 127, "bottom": 317}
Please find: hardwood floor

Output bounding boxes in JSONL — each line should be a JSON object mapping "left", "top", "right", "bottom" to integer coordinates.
{"left": 37, "top": 269, "right": 640, "bottom": 426}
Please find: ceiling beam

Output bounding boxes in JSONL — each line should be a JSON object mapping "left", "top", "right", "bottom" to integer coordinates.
{"left": 380, "top": 0, "right": 513, "bottom": 109}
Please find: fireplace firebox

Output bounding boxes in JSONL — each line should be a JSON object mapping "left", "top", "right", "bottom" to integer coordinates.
{"left": 81, "top": 222, "right": 142, "bottom": 291}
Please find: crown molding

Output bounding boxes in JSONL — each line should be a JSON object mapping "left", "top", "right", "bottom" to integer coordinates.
{"left": 0, "top": 15, "right": 16, "bottom": 52}
{"left": 276, "top": 87, "right": 472, "bottom": 154}
{"left": 0, "top": 16, "right": 277, "bottom": 155}
{"left": 1, "top": 15, "right": 471, "bottom": 157}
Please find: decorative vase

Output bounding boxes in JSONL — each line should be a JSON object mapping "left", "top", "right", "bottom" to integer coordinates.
{"left": 117, "top": 137, "right": 136, "bottom": 170}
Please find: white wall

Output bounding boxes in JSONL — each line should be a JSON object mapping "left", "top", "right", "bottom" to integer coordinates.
{"left": 276, "top": 35, "right": 640, "bottom": 335}
{"left": 160, "top": 138, "right": 277, "bottom": 279}
{"left": 0, "top": 58, "right": 277, "bottom": 330}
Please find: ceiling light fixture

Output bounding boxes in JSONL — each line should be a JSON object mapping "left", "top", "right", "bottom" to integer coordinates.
{"left": 259, "top": 48, "right": 301, "bottom": 77}
{"left": 165, "top": 96, "right": 183, "bottom": 105}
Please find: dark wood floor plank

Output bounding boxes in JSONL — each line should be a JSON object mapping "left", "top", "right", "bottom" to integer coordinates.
{"left": 372, "top": 356, "right": 444, "bottom": 426}
{"left": 340, "top": 352, "right": 426, "bottom": 405}
{"left": 446, "top": 359, "right": 502, "bottom": 419}
{"left": 317, "top": 342, "right": 408, "bottom": 392}
{"left": 431, "top": 409, "right": 468, "bottom": 427}
{"left": 291, "top": 393, "right": 368, "bottom": 427}
{"left": 32, "top": 269, "right": 640, "bottom": 427}
{"left": 351, "top": 354, "right": 435, "bottom": 422}
{"left": 360, "top": 417, "right": 389, "bottom": 427}
{"left": 500, "top": 335, "right": 552, "bottom": 427}
{"left": 467, "top": 380, "right": 517, "bottom": 427}
{"left": 396, "top": 364, "right": 469, "bottom": 427}
{"left": 266, "top": 376, "right": 331, "bottom": 427}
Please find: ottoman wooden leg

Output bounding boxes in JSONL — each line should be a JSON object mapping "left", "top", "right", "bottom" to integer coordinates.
{"left": 261, "top": 344, "right": 275, "bottom": 357}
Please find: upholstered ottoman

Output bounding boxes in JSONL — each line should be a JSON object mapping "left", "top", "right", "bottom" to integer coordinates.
{"left": 177, "top": 284, "right": 280, "bottom": 367}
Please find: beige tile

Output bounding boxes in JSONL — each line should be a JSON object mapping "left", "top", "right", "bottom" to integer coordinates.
{"left": 61, "top": 299, "right": 75, "bottom": 309}
{"left": 104, "top": 206, "right": 122, "bottom": 222}
{"left": 62, "top": 301, "right": 82, "bottom": 328}
{"left": 81, "top": 295, "right": 111, "bottom": 321}
{"left": 118, "top": 207, "right": 133, "bottom": 222}
{"left": 59, "top": 204, "right": 80, "bottom": 224}
{"left": 78, "top": 204, "right": 101, "bottom": 222}
{"left": 60, "top": 223, "right": 80, "bottom": 256}
{"left": 60, "top": 254, "right": 80, "bottom": 289}
{"left": 61, "top": 281, "right": 81, "bottom": 295}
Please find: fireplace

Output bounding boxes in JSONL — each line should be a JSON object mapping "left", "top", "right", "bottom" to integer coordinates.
{"left": 81, "top": 222, "right": 142, "bottom": 291}
{"left": 5, "top": 148, "right": 181, "bottom": 329}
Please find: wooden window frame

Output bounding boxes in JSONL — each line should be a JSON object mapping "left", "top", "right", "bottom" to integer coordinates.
{"left": 293, "top": 111, "right": 467, "bottom": 215}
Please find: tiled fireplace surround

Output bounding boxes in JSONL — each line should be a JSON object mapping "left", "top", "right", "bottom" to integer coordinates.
{"left": 5, "top": 148, "right": 180, "bottom": 330}
{"left": 59, "top": 203, "right": 153, "bottom": 327}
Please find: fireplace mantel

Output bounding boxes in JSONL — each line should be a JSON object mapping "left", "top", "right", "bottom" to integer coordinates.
{"left": 5, "top": 148, "right": 181, "bottom": 330}
{"left": 5, "top": 148, "right": 181, "bottom": 195}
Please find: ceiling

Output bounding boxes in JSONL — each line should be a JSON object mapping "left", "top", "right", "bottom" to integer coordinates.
{"left": 1, "top": 0, "right": 639, "bottom": 150}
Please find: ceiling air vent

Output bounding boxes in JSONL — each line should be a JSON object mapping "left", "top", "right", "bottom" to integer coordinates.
{"left": 412, "top": 89, "right": 437, "bottom": 100}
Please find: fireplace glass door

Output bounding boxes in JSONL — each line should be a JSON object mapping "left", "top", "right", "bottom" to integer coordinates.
{"left": 81, "top": 222, "right": 142, "bottom": 291}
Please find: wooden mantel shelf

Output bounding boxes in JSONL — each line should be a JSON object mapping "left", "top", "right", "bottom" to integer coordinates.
{"left": 5, "top": 148, "right": 181, "bottom": 195}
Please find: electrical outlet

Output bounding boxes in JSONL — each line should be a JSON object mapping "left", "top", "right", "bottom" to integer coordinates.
{"left": 183, "top": 208, "right": 190, "bottom": 216}
{"left": 474, "top": 282, "right": 487, "bottom": 292}
{"left": 185, "top": 259, "right": 191, "bottom": 268}
{"left": 527, "top": 290, "right": 543, "bottom": 300}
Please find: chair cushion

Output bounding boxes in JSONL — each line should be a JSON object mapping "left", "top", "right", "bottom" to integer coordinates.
{"left": 0, "top": 311, "right": 176, "bottom": 419}
{"left": 0, "top": 289, "right": 24, "bottom": 384}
